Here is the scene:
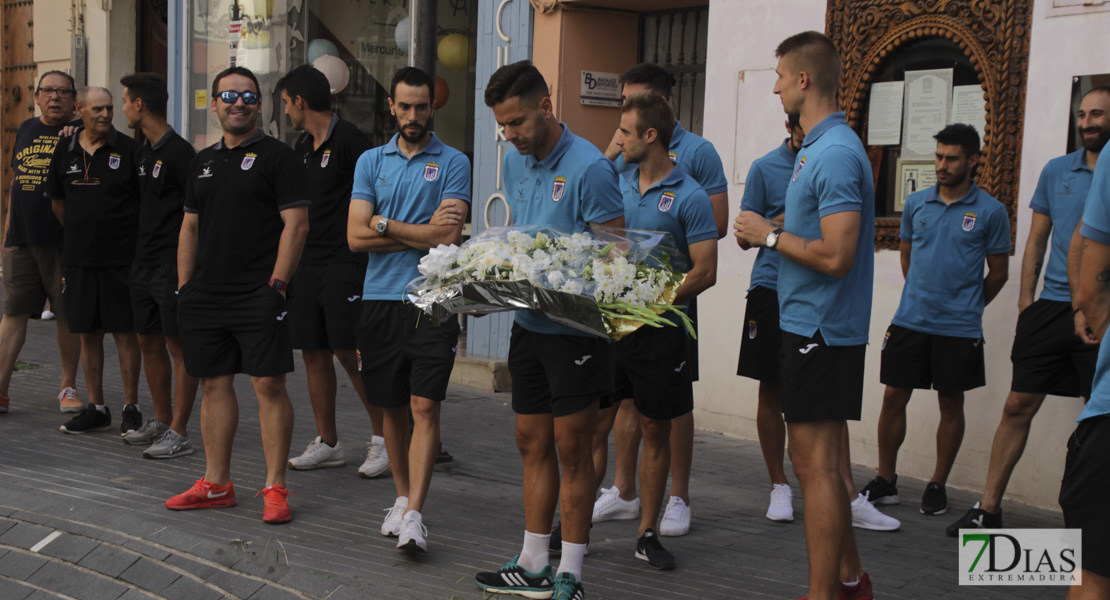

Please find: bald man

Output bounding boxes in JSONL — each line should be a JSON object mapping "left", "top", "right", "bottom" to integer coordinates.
{"left": 44, "top": 86, "right": 143, "bottom": 435}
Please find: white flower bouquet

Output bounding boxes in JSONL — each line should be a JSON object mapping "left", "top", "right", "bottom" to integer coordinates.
{"left": 406, "top": 226, "right": 694, "bottom": 341}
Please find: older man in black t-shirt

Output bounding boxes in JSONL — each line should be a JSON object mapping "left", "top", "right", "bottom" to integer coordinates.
{"left": 166, "top": 67, "right": 309, "bottom": 525}
{"left": 44, "top": 86, "right": 143, "bottom": 435}
{"left": 0, "top": 71, "right": 82, "bottom": 415}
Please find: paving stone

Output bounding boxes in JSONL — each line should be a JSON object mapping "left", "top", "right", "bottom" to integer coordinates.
{"left": 160, "top": 574, "right": 224, "bottom": 600}
{"left": 187, "top": 540, "right": 244, "bottom": 567}
{"left": 118, "top": 557, "right": 182, "bottom": 593}
{"left": 0, "top": 577, "right": 34, "bottom": 600}
{"left": 0, "top": 522, "right": 54, "bottom": 549}
{"left": 205, "top": 567, "right": 266, "bottom": 598}
{"left": 26, "top": 560, "right": 128, "bottom": 600}
{"left": 245, "top": 584, "right": 305, "bottom": 600}
{"left": 37, "top": 532, "right": 99, "bottom": 563}
{"left": 146, "top": 528, "right": 210, "bottom": 553}
{"left": 0, "top": 519, "right": 17, "bottom": 537}
{"left": 0, "top": 550, "right": 48, "bottom": 580}
{"left": 78, "top": 543, "right": 141, "bottom": 578}
{"left": 164, "top": 552, "right": 217, "bottom": 580}
{"left": 117, "top": 589, "right": 160, "bottom": 600}
{"left": 122, "top": 539, "right": 171, "bottom": 561}
{"left": 232, "top": 553, "right": 290, "bottom": 582}
{"left": 277, "top": 567, "right": 343, "bottom": 597}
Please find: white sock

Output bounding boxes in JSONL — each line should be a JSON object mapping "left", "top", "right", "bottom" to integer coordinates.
{"left": 519, "top": 530, "right": 550, "bottom": 573}
{"left": 93, "top": 404, "right": 107, "bottom": 413}
{"left": 842, "top": 578, "right": 860, "bottom": 587}
{"left": 557, "top": 541, "right": 587, "bottom": 582}
{"left": 404, "top": 510, "right": 422, "bottom": 523}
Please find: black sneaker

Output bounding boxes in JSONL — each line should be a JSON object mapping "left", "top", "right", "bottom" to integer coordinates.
{"left": 635, "top": 529, "right": 675, "bottom": 570}
{"left": 945, "top": 501, "right": 1002, "bottom": 537}
{"left": 861, "top": 475, "right": 900, "bottom": 505}
{"left": 60, "top": 404, "right": 112, "bottom": 434}
{"left": 121, "top": 404, "right": 142, "bottom": 436}
{"left": 475, "top": 554, "right": 554, "bottom": 597}
{"left": 548, "top": 523, "right": 589, "bottom": 557}
{"left": 436, "top": 443, "right": 453, "bottom": 463}
{"left": 551, "top": 572, "right": 585, "bottom": 600}
{"left": 920, "top": 482, "right": 948, "bottom": 515}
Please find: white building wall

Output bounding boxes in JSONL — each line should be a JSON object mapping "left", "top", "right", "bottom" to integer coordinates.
{"left": 697, "top": 0, "right": 1109, "bottom": 510}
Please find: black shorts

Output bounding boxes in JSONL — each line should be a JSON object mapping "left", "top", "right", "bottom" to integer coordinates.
{"left": 613, "top": 324, "right": 693, "bottom": 420}
{"left": 879, "top": 324, "right": 985, "bottom": 392}
{"left": 509, "top": 324, "right": 614, "bottom": 418}
{"left": 62, "top": 266, "right": 135, "bottom": 334}
{"left": 736, "top": 286, "right": 781, "bottom": 383}
{"left": 1011, "top": 299, "right": 1098, "bottom": 398}
{"left": 177, "top": 283, "right": 293, "bottom": 377}
{"left": 357, "top": 301, "right": 459, "bottom": 408}
{"left": 1059, "top": 416, "right": 1110, "bottom": 579}
{"left": 130, "top": 262, "right": 180, "bottom": 336}
{"left": 780, "top": 330, "right": 865, "bottom": 423}
{"left": 288, "top": 262, "right": 365, "bottom": 351}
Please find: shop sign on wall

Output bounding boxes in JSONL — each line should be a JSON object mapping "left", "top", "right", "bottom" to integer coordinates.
{"left": 580, "top": 71, "right": 621, "bottom": 107}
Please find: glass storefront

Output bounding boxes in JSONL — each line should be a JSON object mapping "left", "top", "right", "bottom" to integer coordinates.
{"left": 187, "top": 0, "right": 477, "bottom": 154}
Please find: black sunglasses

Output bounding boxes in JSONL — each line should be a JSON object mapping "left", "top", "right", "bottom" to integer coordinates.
{"left": 217, "top": 90, "right": 260, "bottom": 105}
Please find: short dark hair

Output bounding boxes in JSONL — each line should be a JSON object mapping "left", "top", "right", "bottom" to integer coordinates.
{"left": 934, "top": 123, "right": 980, "bottom": 157}
{"left": 787, "top": 112, "right": 801, "bottom": 131}
{"left": 390, "top": 67, "right": 435, "bottom": 103}
{"left": 484, "top": 61, "right": 549, "bottom": 108}
{"left": 775, "top": 31, "right": 842, "bottom": 97}
{"left": 619, "top": 63, "right": 673, "bottom": 99}
{"left": 211, "top": 66, "right": 260, "bottom": 98}
{"left": 621, "top": 90, "right": 675, "bottom": 149}
{"left": 120, "top": 72, "right": 168, "bottom": 118}
{"left": 37, "top": 70, "right": 75, "bottom": 93}
{"left": 275, "top": 65, "right": 331, "bottom": 112}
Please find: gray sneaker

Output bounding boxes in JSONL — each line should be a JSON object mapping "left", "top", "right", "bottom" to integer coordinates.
{"left": 143, "top": 430, "right": 194, "bottom": 459}
{"left": 123, "top": 418, "right": 168, "bottom": 445}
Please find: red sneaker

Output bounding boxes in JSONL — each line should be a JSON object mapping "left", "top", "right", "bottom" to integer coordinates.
{"left": 258, "top": 485, "right": 292, "bottom": 524}
{"left": 165, "top": 479, "right": 236, "bottom": 510}
{"left": 840, "top": 573, "right": 874, "bottom": 600}
{"left": 0, "top": 392, "right": 10, "bottom": 413}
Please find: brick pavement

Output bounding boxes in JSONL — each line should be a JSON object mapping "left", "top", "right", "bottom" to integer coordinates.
{"left": 0, "top": 313, "right": 1069, "bottom": 599}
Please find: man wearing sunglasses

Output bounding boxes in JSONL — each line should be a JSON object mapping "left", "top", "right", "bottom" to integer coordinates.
{"left": 44, "top": 86, "right": 144, "bottom": 436}
{"left": 167, "top": 67, "right": 310, "bottom": 524}
{"left": 0, "top": 71, "right": 82, "bottom": 415}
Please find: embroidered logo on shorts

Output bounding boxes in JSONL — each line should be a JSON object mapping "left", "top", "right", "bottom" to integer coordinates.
{"left": 321, "top": 150, "right": 331, "bottom": 168}
{"left": 882, "top": 330, "right": 890, "bottom": 350}
{"left": 962, "top": 212, "right": 977, "bottom": 232}
{"left": 241, "top": 153, "right": 257, "bottom": 170}
{"left": 748, "top": 319, "right": 758, "bottom": 339}
{"left": 792, "top": 156, "right": 806, "bottom": 181}
{"left": 153, "top": 160, "right": 163, "bottom": 178}
{"left": 423, "top": 162, "right": 440, "bottom": 181}
{"left": 108, "top": 153, "right": 121, "bottom": 170}
{"left": 668, "top": 151, "right": 678, "bottom": 164}
{"left": 659, "top": 191, "right": 676, "bottom": 212}
{"left": 552, "top": 176, "right": 566, "bottom": 202}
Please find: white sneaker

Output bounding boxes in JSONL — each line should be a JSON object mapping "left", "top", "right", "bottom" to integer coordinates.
{"left": 381, "top": 496, "right": 409, "bottom": 537}
{"left": 592, "top": 486, "right": 641, "bottom": 523}
{"left": 397, "top": 512, "right": 427, "bottom": 553}
{"left": 287, "top": 436, "right": 346, "bottom": 470}
{"left": 659, "top": 496, "right": 691, "bottom": 536}
{"left": 358, "top": 435, "right": 390, "bottom": 478}
{"left": 41, "top": 310, "right": 55, "bottom": 321}
{"left": 766, "top": 484, "right": 794, "bottom": 522}
{"left": 851, "top": 492, "right": 901, "bottom": 531}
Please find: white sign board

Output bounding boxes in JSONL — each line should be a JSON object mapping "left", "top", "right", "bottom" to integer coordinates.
{"left": 950, "top": 85, "right": 988, "bottom": 141}
{"left": 867, "top": 81, "right": 905, "bottom": 146}
{"left": 901, "top": 68, "right": 953, "bottom": 161}
{"left": 580, "top": 71, "right": 622, "bottom": 107}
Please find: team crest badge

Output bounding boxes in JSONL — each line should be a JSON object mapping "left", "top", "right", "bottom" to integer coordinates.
{"left": 108, "top": 153, "right": 121, "bottom": 170}
{"left": 748, "top": 320, "right": 758, "bottom": 339}
{"left": 423, "top": 162, "right": 440, "bottom": 181}
{"left": 792, "top": 156, "right": 806, "bottom": 181}
{"left": 552, "top": 175, "right": 566, "bottom": 202}
{"left": 962, "top": 212, "right": 977, "bottom": 232}
{"left": 153, "top": 160, "right": 163, "bottom": 178}
{"left": 241, "top": 153, "right": 257, "bottom": 170}
{"left": 659, "top": 191, "right": 676, "bottom": 212}
{"left": 668, "top": 151, "right": 678, "bottom": 164}
{"left": 882, "top": 330, "right": 891, "bottom": 350}
{"left": 321, "top": 150, "right": 331, "bottom": 168}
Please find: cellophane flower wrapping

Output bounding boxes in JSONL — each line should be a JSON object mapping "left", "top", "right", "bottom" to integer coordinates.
{"left": 405, "top": 226, "right": 691, "bottom": 341}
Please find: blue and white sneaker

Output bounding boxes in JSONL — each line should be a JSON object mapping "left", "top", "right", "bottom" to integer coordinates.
{"left": 475, "top": 554, "right": 554, "bottom": 599}
{"left": 551, "top": 572, "right": 585, "bottom": 600}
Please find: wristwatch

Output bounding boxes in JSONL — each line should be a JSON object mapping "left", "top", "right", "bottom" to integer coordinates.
{"left": 375, "top": 217, "right": 390, "bottom": 236}
{"left": 268, "top": 278, "right": 287, "bottom": 292}
{"left": 765, "top": 228, "right": 784, "bottom": 250}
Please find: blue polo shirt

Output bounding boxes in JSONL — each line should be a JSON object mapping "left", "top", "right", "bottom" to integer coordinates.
{"left": 615, "top": 121, "right": 728, "bottom": 196}
{"left": 741, "top": 139, "right": 796, "bottom": 291}
{"left": 352, "top": 133, "right": 471, "bottom": 300}
{"left": 621, "top": 164, "right": 717, "bottom": 270}
{"left": 505, "top": 124, "right": 624, "bottom": 335}
{"left": 892, "top": 183, "right": 1011, "bottom": 338}
{"left": 1077, "top": 149, "right": 1110, "bottom": 422}
{"left": 778, "top": 112, "right": 875, "bottom": 346}
{"left": 1030, "top": 149, "right": 1094, "bottom": 303}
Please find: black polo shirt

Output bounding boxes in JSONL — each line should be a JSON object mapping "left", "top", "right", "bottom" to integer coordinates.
{"left": 294, "top": 114, "right": 372, "bottom": 266}
{"left": 43, "top": 127, "right": 141, "bottom": 268}
{"left": 135, "top": 128, "right": 197, "bottom": 266}
{"left": 184, "top": 130, "right": 310, "bottom": 293}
